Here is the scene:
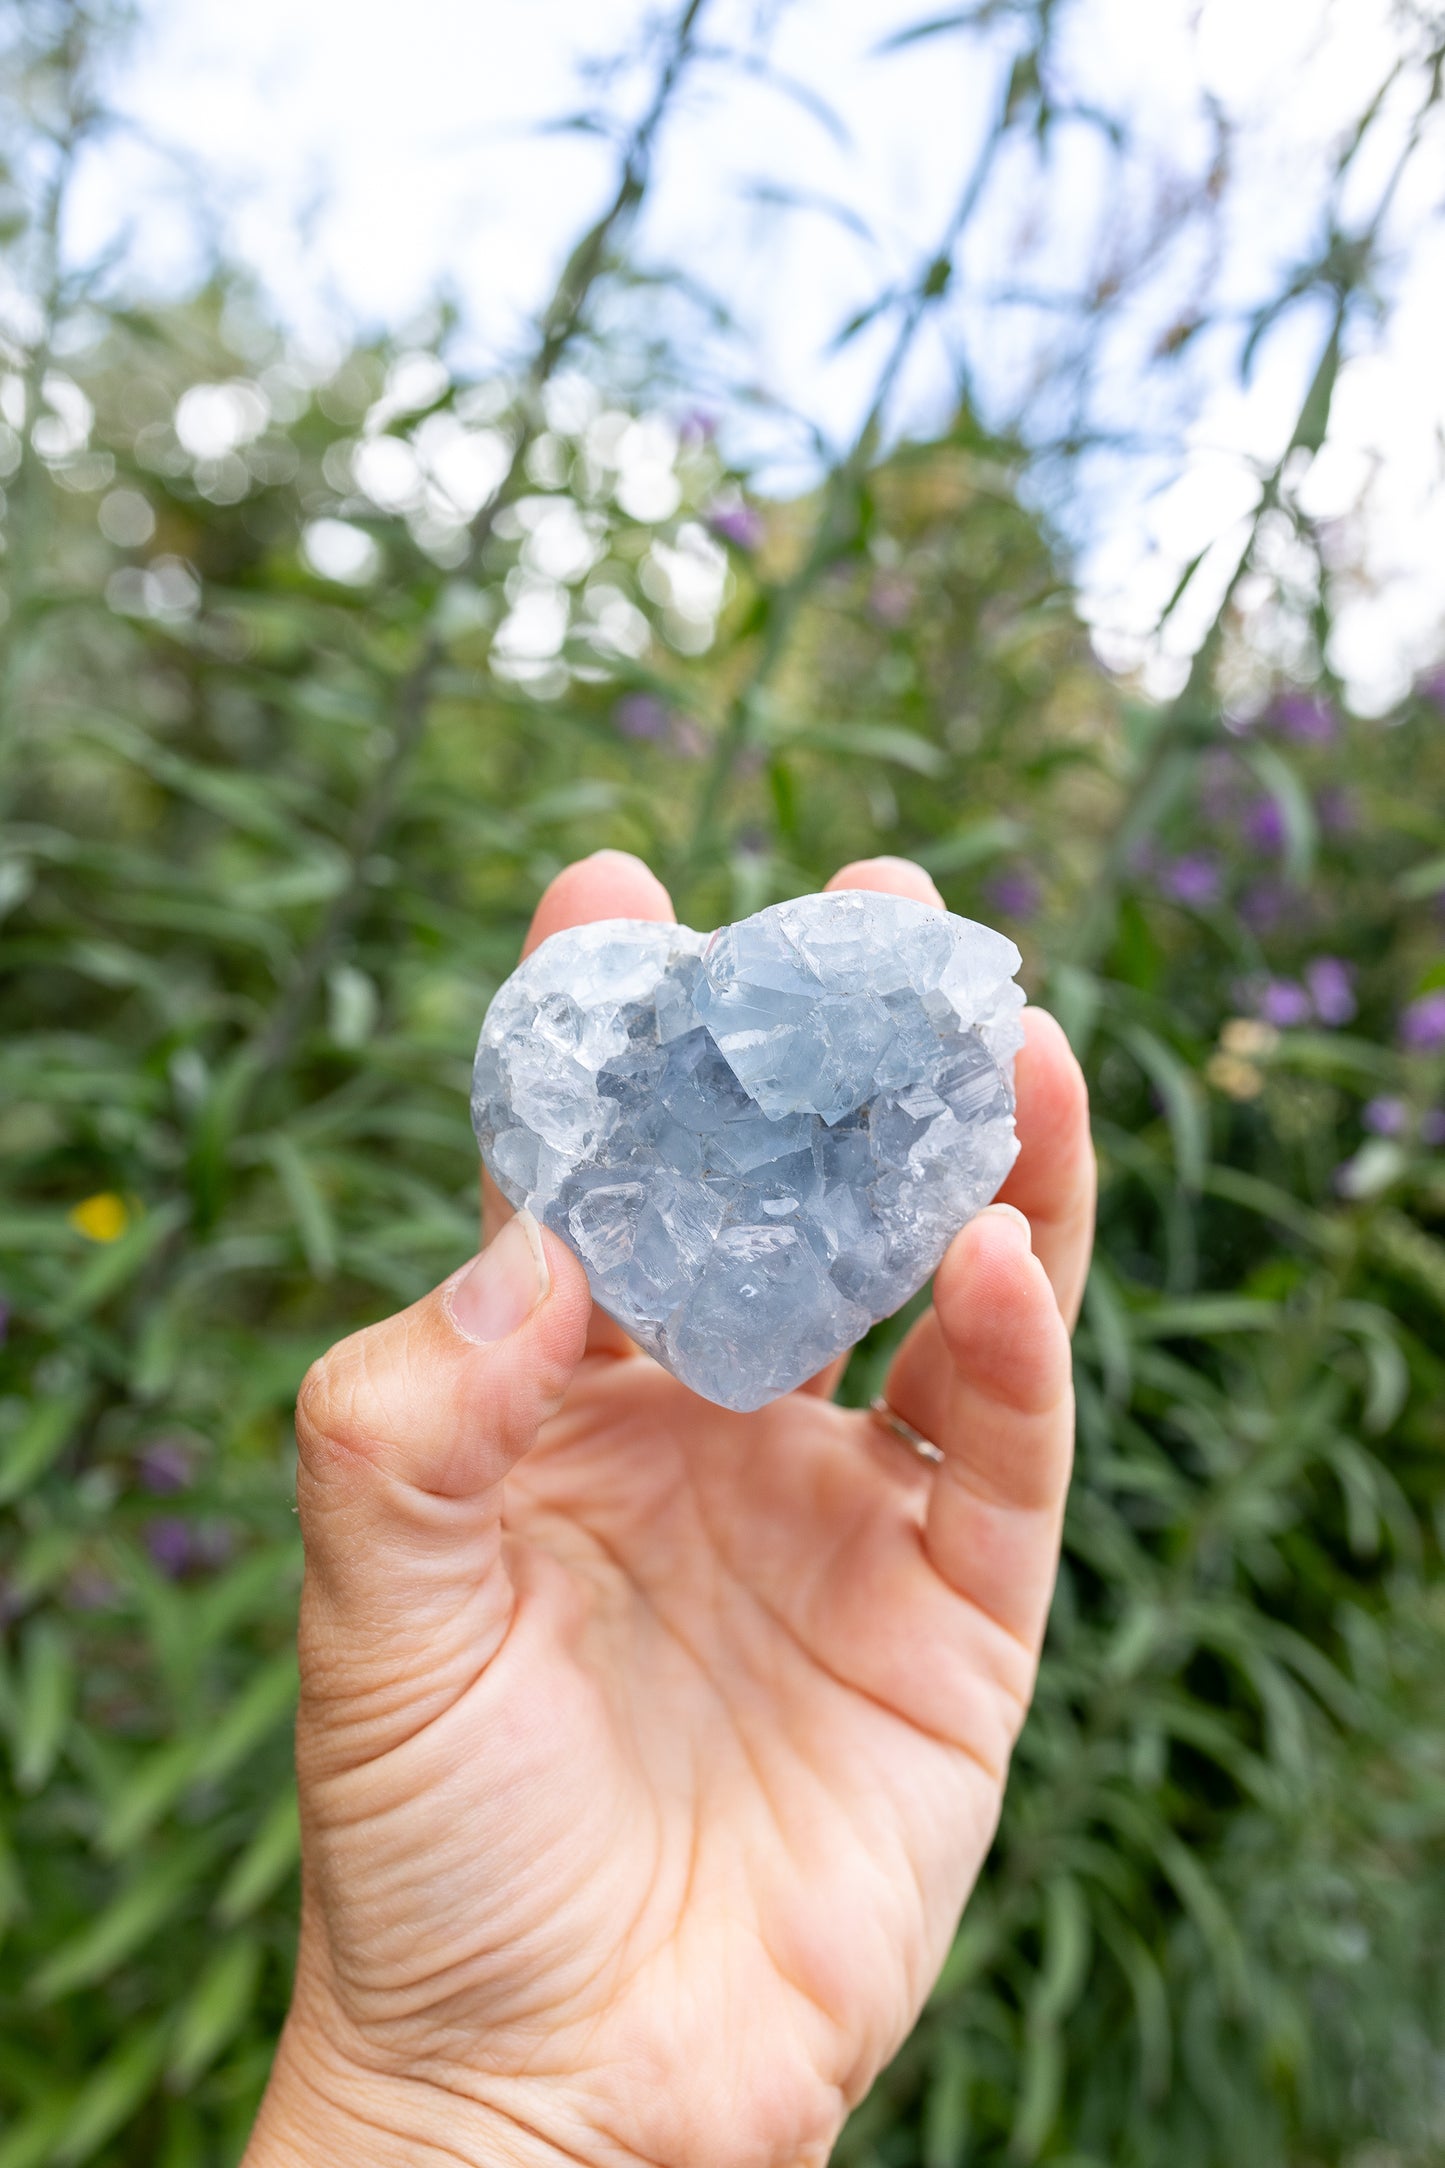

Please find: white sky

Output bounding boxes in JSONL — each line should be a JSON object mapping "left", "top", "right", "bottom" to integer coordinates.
{"left": 71, "top": 0, "right": 1445, "bottom": 710}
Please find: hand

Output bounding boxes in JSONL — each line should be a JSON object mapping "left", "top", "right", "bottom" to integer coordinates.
{"left": 244, "top": 852, "right": 1094, "bottom": 2168}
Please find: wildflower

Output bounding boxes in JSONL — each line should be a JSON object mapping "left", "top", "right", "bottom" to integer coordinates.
{"left": 1244, "top": 798, "right": 1286, "bottom": 855}
{"left": 1257, "top": 979, "right": 1311, "bottom": 1028}
{"left": 68, "top": 1191, "right": 130, "bottom": 1243}
{"left": 1160, "top": 853, "right": 1221, "bottom": 907}
{"left": 986, "top": 867, "right": 1041, "bottom": 921}
{"left": 678, "top": 409, "right": 717, "bottom": 447}
{"left": 1305, "top": 956, "right": 1356, "bottom": 1026}
{"left": 1363, "top": 1095, "right": 1408, "bottom": 1137}
{"left": 613, "top": 693, "right": 671, "bottom": 743}
{"left": 706, "top": 499, "right": 765, "bottom": 552}
{"left": 1207, "top": 1051, "right": 1265, "bottom": 1101}
{"left": 137, "top": 1439, "right": 192, "bottom": 1495}
{"left": 1268, "top": 689, "right": 1338, "bottom": 744}
{"left": 145, "top": 1516, "right": 194, "bottom": 1578}
{"left": 1220, "top": 1018, "right": 1279, "bottom": 1059}
{"left": 1401, "top": 990, "right": 1445, "bottom": 1052}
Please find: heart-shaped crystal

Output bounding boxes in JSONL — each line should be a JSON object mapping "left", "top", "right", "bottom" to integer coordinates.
{"left": 471, "top": 891, "right": 1025, "bottom": 1412}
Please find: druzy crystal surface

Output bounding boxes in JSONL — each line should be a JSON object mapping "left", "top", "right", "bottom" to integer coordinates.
{"left": 471, "top": 893, "right": 1025, "bottom": 1413}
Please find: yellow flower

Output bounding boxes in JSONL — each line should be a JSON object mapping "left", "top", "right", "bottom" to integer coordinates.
{"left": 1206, "top": 1052, "right": 1265, "bottom": 1103}
{"left": 68, "top": 1192, "right": 131, "bottom": 1243}
{"left": 1220, "top": 1017, "right": 1279, "bottom": 1059}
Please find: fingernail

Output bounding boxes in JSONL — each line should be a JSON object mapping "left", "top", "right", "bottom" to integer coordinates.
{"left": 978, "top": 1202, "right": 1032, "bottom": 1248}
{"left": 445, "top": 1211, "right": 550, "bottom": 1344}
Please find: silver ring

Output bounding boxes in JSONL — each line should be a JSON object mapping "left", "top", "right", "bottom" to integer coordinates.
{"left": 869, "top": 1395, "right": 944, "bottom": 1466}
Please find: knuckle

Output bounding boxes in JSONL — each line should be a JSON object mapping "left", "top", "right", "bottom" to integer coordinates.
{"left": 295, "top": 1339, "right": 363, "bottom": 1460}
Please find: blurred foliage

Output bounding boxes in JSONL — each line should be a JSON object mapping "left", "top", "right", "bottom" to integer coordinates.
{"left": 3, "top": 1, "right": 1445, "bottom": 2164}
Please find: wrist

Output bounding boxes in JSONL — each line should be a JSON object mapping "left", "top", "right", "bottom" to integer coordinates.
{"left": 244, "top": 2018, "right": 607, "bottom": 2168}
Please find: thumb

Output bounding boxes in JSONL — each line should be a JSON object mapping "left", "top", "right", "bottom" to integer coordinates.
{"left": 293, "top": 1213, "right": 591, "bottom": 1753}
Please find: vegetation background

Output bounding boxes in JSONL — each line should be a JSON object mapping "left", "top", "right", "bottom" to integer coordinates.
{"left": 2, "top": 1, "right": 1445, "bottom": 2162}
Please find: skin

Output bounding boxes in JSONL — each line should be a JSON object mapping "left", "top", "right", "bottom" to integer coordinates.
{"left": 244, "top": 852, "right": 1095, "bottom": 2168}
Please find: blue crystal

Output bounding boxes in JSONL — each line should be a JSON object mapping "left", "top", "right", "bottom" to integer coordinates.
{"left": 472, "top": 893, "right": 1024, "bottom": 1412}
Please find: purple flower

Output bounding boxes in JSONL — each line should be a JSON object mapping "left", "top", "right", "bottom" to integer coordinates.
{"left": 613, "top": 693, "right": 671, "bottom": 743}
{"left": 1421, "top": 1108, "right": 1445, "bottom": 1147}
{"left": 1305, "top": 956, "right": 1356, "bottom": 1026}
{"left": 867, "top": 574, "right": 916, "bottom": 628}
{"left": 1316, "top": 786, "right": 1357, "bottom": 836}
{"left": 678, "top": 409, "right": 717, "bottom": 447}
{"left": 145, "top": 1516, "right": 194, "bottom": 1578}
{"left": 137, "top": 1439, "right": 192, "bottom": 1495}
{"left": 1258, "top": 978, "right": 1312, "bottom": 1029}
{"left": 1268, "top": 689, "right": 1338, "bottom": 744}
{"left": 1415, "top": 664, "right": 1445, "bottom": 714}
{"left": 1239, "top": 879, "right": 1293, "bottom": 935}
{"left": 1363, "top": 1095, "right": 1408, "bottom": 1137}
{"left": 1244, "top": 797, "right": 1287, "bottom": 855}
{"left": 1401, "top": 990, "right": 1445, "bottom": 1052}
{"left": 707, "top": 499, "right": 765, "bottom": 552}
{"left": 1160, "top": 853, "right": 1222, "bottom": 907}
{"left": 986, "top": 867, "right": 1041, "bottom": 921}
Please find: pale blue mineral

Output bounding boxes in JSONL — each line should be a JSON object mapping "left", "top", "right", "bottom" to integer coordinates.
{"left": 471, "top": 892, "right": 1025, "bottom": 1412}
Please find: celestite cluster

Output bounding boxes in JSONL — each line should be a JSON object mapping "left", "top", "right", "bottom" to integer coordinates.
{"left": 471, "top": 892, "right": 1025, "bottom": 1412}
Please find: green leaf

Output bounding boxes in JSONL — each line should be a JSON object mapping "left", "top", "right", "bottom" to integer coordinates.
{"left": 167, "top": 1934, "right": 263, "bottom": 2088}
{"left": 30, "top": 1848, "right": 206, "bottom": 2002}
{"left": 263, "top": 1133, "right": 338, "bottom": 1277}
{"left": 792, "top": 722, "right": 948, "bottom": 775}
{"left": 1396, "top": 851, "right": 1445, "bottom": 900}
{"left": 101, "top": 1654, "right": 297, "bottom": 1856}
{"left": 53, "top": 2024, "right": 167, "bottom": 2167}
{"left": 0, "top": 1388, "right": 89, "bottom": 1506}
{"left": 215, "top": 1787, "right": 301, "bottom": 1925}
{"left": 9, "top": 1621, "right": 74, "bottom": 1794}
{"left": 0, "top": 2099, "right": 70, "bottom": 2168}
{"left": 917, "top": 815, "right": 1026, "bottom": 877}
{"left": 1118, "top": 1023, "right": 1208, "bottom": 1191}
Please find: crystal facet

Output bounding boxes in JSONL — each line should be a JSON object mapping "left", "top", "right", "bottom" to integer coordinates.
{"left": 471, "top": 892, "right": 1025, "bottom": 1412}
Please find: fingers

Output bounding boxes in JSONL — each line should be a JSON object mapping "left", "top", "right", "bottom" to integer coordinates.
{"left": 883, "top": 1204, "right": 1073, "bottom": 1655}
{"left": 996, "top": 1009, "right": 1095, "bottom": 1329}
{"left": 294, "top": 1219, "right": 592, "bottom": 1755}
{"left": 522, "top": 846, "right": 675, "bottom": 959}
{"left": 826, "top": 862, "right": 1093, "bottom": 1332}
{"left": 825, "top": 855, "right": 945, "bottom": 910}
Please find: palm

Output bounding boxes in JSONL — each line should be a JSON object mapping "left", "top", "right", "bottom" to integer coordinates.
{"left": 303, "top": 1360, "right": 1014, "bottom": 2159}
{"left": 269, "top": 855, "right": 1093, "bottom": 2168}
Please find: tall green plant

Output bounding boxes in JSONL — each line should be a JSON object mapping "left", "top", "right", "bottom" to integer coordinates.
{"left": 2, "top": 2, "right": 1444, "bottom": 2163}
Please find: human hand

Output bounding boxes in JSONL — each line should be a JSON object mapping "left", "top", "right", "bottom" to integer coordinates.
{"left": 244, "top": 852, "right": 1094, "bottom": 2168}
